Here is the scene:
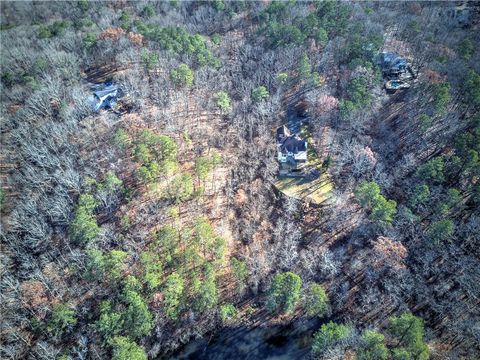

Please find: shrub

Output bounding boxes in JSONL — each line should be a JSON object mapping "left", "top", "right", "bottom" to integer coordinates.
{"left": 416, "top": 157, "right": 445, "bottom": 184}
{"left": 418, "top": 114, "right": 432, "bottom": 132}
{"left": 48, "top": 303, "right": 77, "bottom": 336}
{"left": 277, "top": 72, "right": 288, "bottom": 86}
{"left": 142, "top": 5, "right": 155, "bottom": 18}
{"left": 70, "top": 194, "right": 99, "bottom": 245}
{"left": 83, "top": 32, "right": 96, "bottom": 49}
{"left": 251, "top": 86, "right": 269, "bottom": 103}
{"left": 432, "top": 82, "right": 450, "bottom": 113}
{"left": 428, "top": 219, "right": 454, "bottom": 245}
{"left": 170, "top": 64, "right": 194, "bottom": 87}
{"left": 113, "top": 128, "right": 130, "bottom": 149}
{"left": 459, "top": 38, "right": 474, "bottom": 60}
{"left": 141, "top": 50, "right": 159, "bottom": 70}
{"left": 167, "top": 173, "right": 194, "bottom": 203}
{"left": 230, "top": 257, "right": 248, "bottom": 292}
{"left": 214, "top": 91, "right": 231, "bottom": 112}
{"left": 211, "top": 33, "right": 221, "bottom": 45}
{"left": 219, "top": 303, "right": 237, "bottom": 322}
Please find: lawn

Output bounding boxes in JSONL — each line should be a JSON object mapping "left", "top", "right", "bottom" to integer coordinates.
{"left": 274, "top": 170, "right": 333, "bottom": 205}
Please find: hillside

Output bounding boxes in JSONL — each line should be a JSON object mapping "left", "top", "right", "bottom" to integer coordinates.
{"left": 0, "top": 1, "right": 479, "bottom": 360}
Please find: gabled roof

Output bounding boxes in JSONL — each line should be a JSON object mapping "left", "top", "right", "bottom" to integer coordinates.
{"left": 279, "top": 136, "right": 307, "bottom": 154}
{"left": 93, "top": 85, "right": 118, "bottom": 100}
{"left": 276, "top": 125, "right": 291, "bottom": 142}
{"left": 90, "top": 83, "right": 119, "bottom": 111}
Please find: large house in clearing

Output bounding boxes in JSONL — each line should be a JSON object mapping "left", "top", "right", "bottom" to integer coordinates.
{"left": 276, "top": 125, "right": 308, "bottom": 175}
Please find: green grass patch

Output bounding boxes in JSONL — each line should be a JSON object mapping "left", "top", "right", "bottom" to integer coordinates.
{"left": 274, "top": 171, "right": 333, "bottom": 205}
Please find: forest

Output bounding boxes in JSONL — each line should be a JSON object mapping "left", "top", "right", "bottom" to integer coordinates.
{"left": 0, "top": 1, "right": 479, "bottom": 359}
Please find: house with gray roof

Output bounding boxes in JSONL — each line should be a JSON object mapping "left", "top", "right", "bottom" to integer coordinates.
{"left": 276, "top": 125, "right": 308, "bottom": 175}
{"left": 89, "top": 83, "right": 119, "bottom": 112}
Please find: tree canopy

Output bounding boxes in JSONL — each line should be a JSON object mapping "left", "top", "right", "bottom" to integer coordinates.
{"left": 163, "top": 272, "right": 185, "bottom": 319}
{"left": 311, "top": 321, "right": 352, "bottom": 355}
{"left": 304, "top": 283, "right": 329, "bottom": 317}
{"left": 267, "top": 272, "right": 302, "bottom": 313}
{"left": 389, "top": 313, "right": 429, "bottom": 360}
{"left": 170, "top": 63, "right": 194, "bottom": 87}
{"left": 357, "top": 330, "right": 388, "bottom": 360}
{"left": 355, "top": 181, "right": 397, "bottom": 226}
{"left": 111, "top": 336, "right": 147, "bottom": 360}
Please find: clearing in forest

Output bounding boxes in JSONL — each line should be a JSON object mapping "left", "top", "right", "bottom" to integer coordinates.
{"left": 275, "top": 125, "right": 333, "bottom": 204}
{"left": 274, "top": 170, "right": 332, "bottom": 205}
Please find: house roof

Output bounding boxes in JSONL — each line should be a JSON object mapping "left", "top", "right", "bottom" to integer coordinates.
{"left": 90, "top": 83, "right": 119, "bottom": 111}
{"left": 279, "top": 136, "right": 307, "bottom": 154}
{"left": 93, "top": 85, "right": 118, "bottom": 100}
{"left": 375, "top": 52, "right": 407, "bottom": 71}
{"left": 276, "top": 125, "right": 291, "bottom": 142}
